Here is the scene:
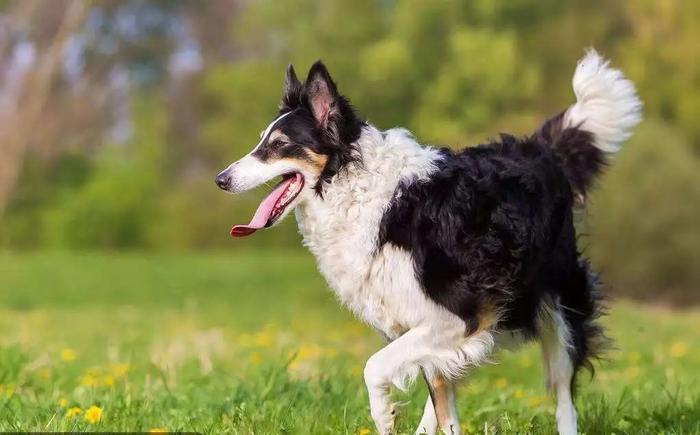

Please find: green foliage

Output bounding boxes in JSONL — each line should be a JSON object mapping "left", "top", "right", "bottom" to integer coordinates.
{"left": 413, "top": 27, "right": 539, "bottom": 143}
{"left": 43, "top": 154, "right": 157, "bottom": 249}
{"left": 1, "top": 0, "right": 699, "bottom": 298}
{"left": 44, "top": 98, "right": 167, "bottom": 249}
{"left": 200, "top": 62, "right": 286, "bottom": 163}
{"left": 617, "top": 0, "right": 700, "bottom": 146}
{"left": 1, "top": 153, "right": 93, "bottom": 249}
{"left": 588, "top": 120, "right": 700, "bottom": 302}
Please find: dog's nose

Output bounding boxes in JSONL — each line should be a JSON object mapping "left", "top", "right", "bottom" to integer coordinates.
{"left": 215, "top": 173, "right": 231, "bottom": 190}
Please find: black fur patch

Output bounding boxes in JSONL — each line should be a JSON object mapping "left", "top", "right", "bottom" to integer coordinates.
{"left": 378, "top": 123, "right": 608, "bottom": 379}
{"left": 262, "top": 62, "right": 365, "bottom": 195}
{"left": 535, "top": 112, "right": 606, "bottom": 198}
{"left": 251, "top": 114, "right": 320, "bottom": 164}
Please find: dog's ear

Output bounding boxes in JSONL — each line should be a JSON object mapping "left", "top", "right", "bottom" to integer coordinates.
{"left": 281, "top": 64, "right": 302, "bottom": 109}
{"left": 284, "top": 64, "right": 301, "bottom": 96}
{"left": 304, "top": 61, "right": 339, "bottom": 128}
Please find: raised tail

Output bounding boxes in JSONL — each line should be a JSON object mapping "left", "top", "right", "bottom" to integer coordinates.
{"left": 535, "top": 48, "right": 642, "bottom": 198}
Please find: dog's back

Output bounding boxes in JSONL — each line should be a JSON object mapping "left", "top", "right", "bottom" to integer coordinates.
{"left": 374, "top": 48, "right": 640, "bottom": 434}
{"left": 217, "top": 48, "right": 641, "bottom": 435}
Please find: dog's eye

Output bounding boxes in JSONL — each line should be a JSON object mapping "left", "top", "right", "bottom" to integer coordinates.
{"left": 269, "top": 139, "right": 286, "bottom": 148}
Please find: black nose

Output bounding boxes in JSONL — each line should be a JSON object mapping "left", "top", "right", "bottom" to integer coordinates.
{"left": 215, "top": 173, "right": 231, "bottom": 190}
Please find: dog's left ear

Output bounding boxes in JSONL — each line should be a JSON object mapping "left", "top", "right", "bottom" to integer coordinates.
{"left": 281, "top": 64, "right": 303, "bottom": 110}
{"left": 304, "top": 61, "right": 339, "bottom": 129}
{"left": 283, "top": 64, "right": 302, "bottom": 97}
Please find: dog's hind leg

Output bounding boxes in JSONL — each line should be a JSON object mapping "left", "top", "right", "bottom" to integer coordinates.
{"left": 539, "top": 305, "right": 578, "bottom": 435}
{"left": 415, "top": 372, "right": 460, "bottom": 435}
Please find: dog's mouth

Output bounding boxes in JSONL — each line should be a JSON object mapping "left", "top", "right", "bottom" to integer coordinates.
{"left": 230, "top": 172, "right": 304, "bottom": 237}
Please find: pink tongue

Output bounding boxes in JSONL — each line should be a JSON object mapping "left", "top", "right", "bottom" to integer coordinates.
{"left": 230, "top": 174, "right": 299, "bottom": 237}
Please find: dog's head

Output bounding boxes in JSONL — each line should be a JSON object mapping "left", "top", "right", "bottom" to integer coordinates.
{"left": 215, "top": 61, "right": 363, "bottom": 237}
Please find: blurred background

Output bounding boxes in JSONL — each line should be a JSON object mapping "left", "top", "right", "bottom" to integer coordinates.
{"left": 0, "top": 1, "right": 699, "bottom": 432}
{"left": 1, "top": 0, "right": 699, "bottom": 302}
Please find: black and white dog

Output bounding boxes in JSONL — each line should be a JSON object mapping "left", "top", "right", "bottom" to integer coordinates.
{"left": 215, "top": 49, "right": 641, "bottom": 435}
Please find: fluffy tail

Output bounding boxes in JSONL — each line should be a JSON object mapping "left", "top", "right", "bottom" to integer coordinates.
{"left": 535, "top": 49, "right": 642, "bottom": 197}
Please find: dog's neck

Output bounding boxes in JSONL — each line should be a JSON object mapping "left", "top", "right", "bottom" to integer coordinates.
{"left": 294, "top": 124, "right": 441, "bottom": 297}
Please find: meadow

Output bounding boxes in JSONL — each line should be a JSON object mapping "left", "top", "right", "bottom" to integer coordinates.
{"left": 0, "top": 251, "right": 698, "bottom": 434}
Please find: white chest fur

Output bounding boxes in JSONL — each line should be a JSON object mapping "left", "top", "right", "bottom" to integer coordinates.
{"left": 295, "top": 127, "right": 446, "bottom": 337}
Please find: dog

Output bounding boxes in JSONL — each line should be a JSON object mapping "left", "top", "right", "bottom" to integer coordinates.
{"left": 215, "top": 49, "right": 641, "bottom": 435}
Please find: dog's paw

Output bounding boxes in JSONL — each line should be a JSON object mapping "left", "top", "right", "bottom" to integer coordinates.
{"left": 370, "top": 401, "right": 397, "bottom": 435}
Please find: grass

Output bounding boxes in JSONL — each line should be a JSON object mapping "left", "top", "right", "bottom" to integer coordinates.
{"left": 0, "top": 251, "right": 698, "bottom": 434}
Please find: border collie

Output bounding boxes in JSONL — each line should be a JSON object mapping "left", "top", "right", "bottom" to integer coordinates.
{"left": 215, "top": 49, "right": 641, "bottom": 435}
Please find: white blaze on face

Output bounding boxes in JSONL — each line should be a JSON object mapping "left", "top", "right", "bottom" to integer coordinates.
{"left": 227, "top": 157, "right": 300, "bottom": 192}
{"left": 219, "top": 110, "right": 297, "bottom": 192}
{"left": 218, "top": 109, "right": 311, "bottom": 237}
{"left": 251, "top": 111, "right": 295, "bottom": 154}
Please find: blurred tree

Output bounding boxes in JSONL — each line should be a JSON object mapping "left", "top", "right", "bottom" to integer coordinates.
{"left": 0, "top": 0, "right": 89, "bottom": 215}
{"left": 42, "top": 96, "right": 167, "bottom": 249}
{"left": 588, "top": 120, "right": 700, "bottom": 303}
{"left": 0, "top": 0, "right": 239, "bottom": 213}
{"left": 617, "top": 0, "right": 700, "bottom": 149}
{"left": 412, "top": 27, "right": 539, "bottom": 143}
{"left": 0, "top": 0, "right": 698, "bottom": 301}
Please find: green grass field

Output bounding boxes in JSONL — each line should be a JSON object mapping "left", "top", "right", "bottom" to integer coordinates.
{"left": 0, "top": 251, "right": 698, "bottom": 434}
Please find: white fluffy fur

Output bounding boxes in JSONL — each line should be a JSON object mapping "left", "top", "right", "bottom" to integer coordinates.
{"left": 296, "top": 127, "right": 494, "bottom": 374}
{"left": 417, "top": 395, "right": 438, "bottom": 435}
{"left": 564, "top": 49, "right": 642, "bottom": 153}
{"left": 220, "top": 112, "right": 308, "bottom": 196}
{"left": 223, "top": 48, "right": 641, "bottom": 435}
{"left": 296, "top": 126, "right": 494, "bottom": 434}
{"left": 416, "top": 382, "right": 461, "bottom": 435}
{"left": 539, "top": 301, "right": 578, "bottom": 435}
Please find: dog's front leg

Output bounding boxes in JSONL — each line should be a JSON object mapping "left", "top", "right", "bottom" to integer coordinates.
{"left": 363, "top": 327, "right": 434, "bottom": 435}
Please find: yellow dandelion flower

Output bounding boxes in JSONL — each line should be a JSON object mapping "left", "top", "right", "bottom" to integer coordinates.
{"left": 58, "top": 398, "right": 68, "bottom": 408}
{"left": 102, "top": 375, "right": 115, "bottom": 387}
{"left": 295, "top": 343, "right": 322, "bottom": 362}
{"left": 65, "top": 407, "right": 82, "bottom": 418}
{"left": 80, "top": 373, "right": 97, "bottom": 387}
{"left": 527, "top": 396, "right": 546, "bottom": 407}
{"left": 357, "top": 428, "right": 371, "bottom": 435}
{"left": 514, "top": 388, "right": 525, "bottom": 399}
{"left": 60, "top": 348, "right": 76, "bottom": 362}
{"left": 110, "top": 363, "right": 130, "bottom": 378}
{"left": 495, "top": 377, "right": 508, "bottom": 389}
{"left": 84, "top": 405, "right": 102, "bottom": 424}
{"left": 149, "top": 429, "right": 167, "bottom": 433}
{"left": 249, "top": 352, "right": 262, "bottom": 365}
{"left": 253, "top": 331, "right": 272, "bottom": 347}
{"left": 670, "top": 341, "right": 688, "bottom": 359}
